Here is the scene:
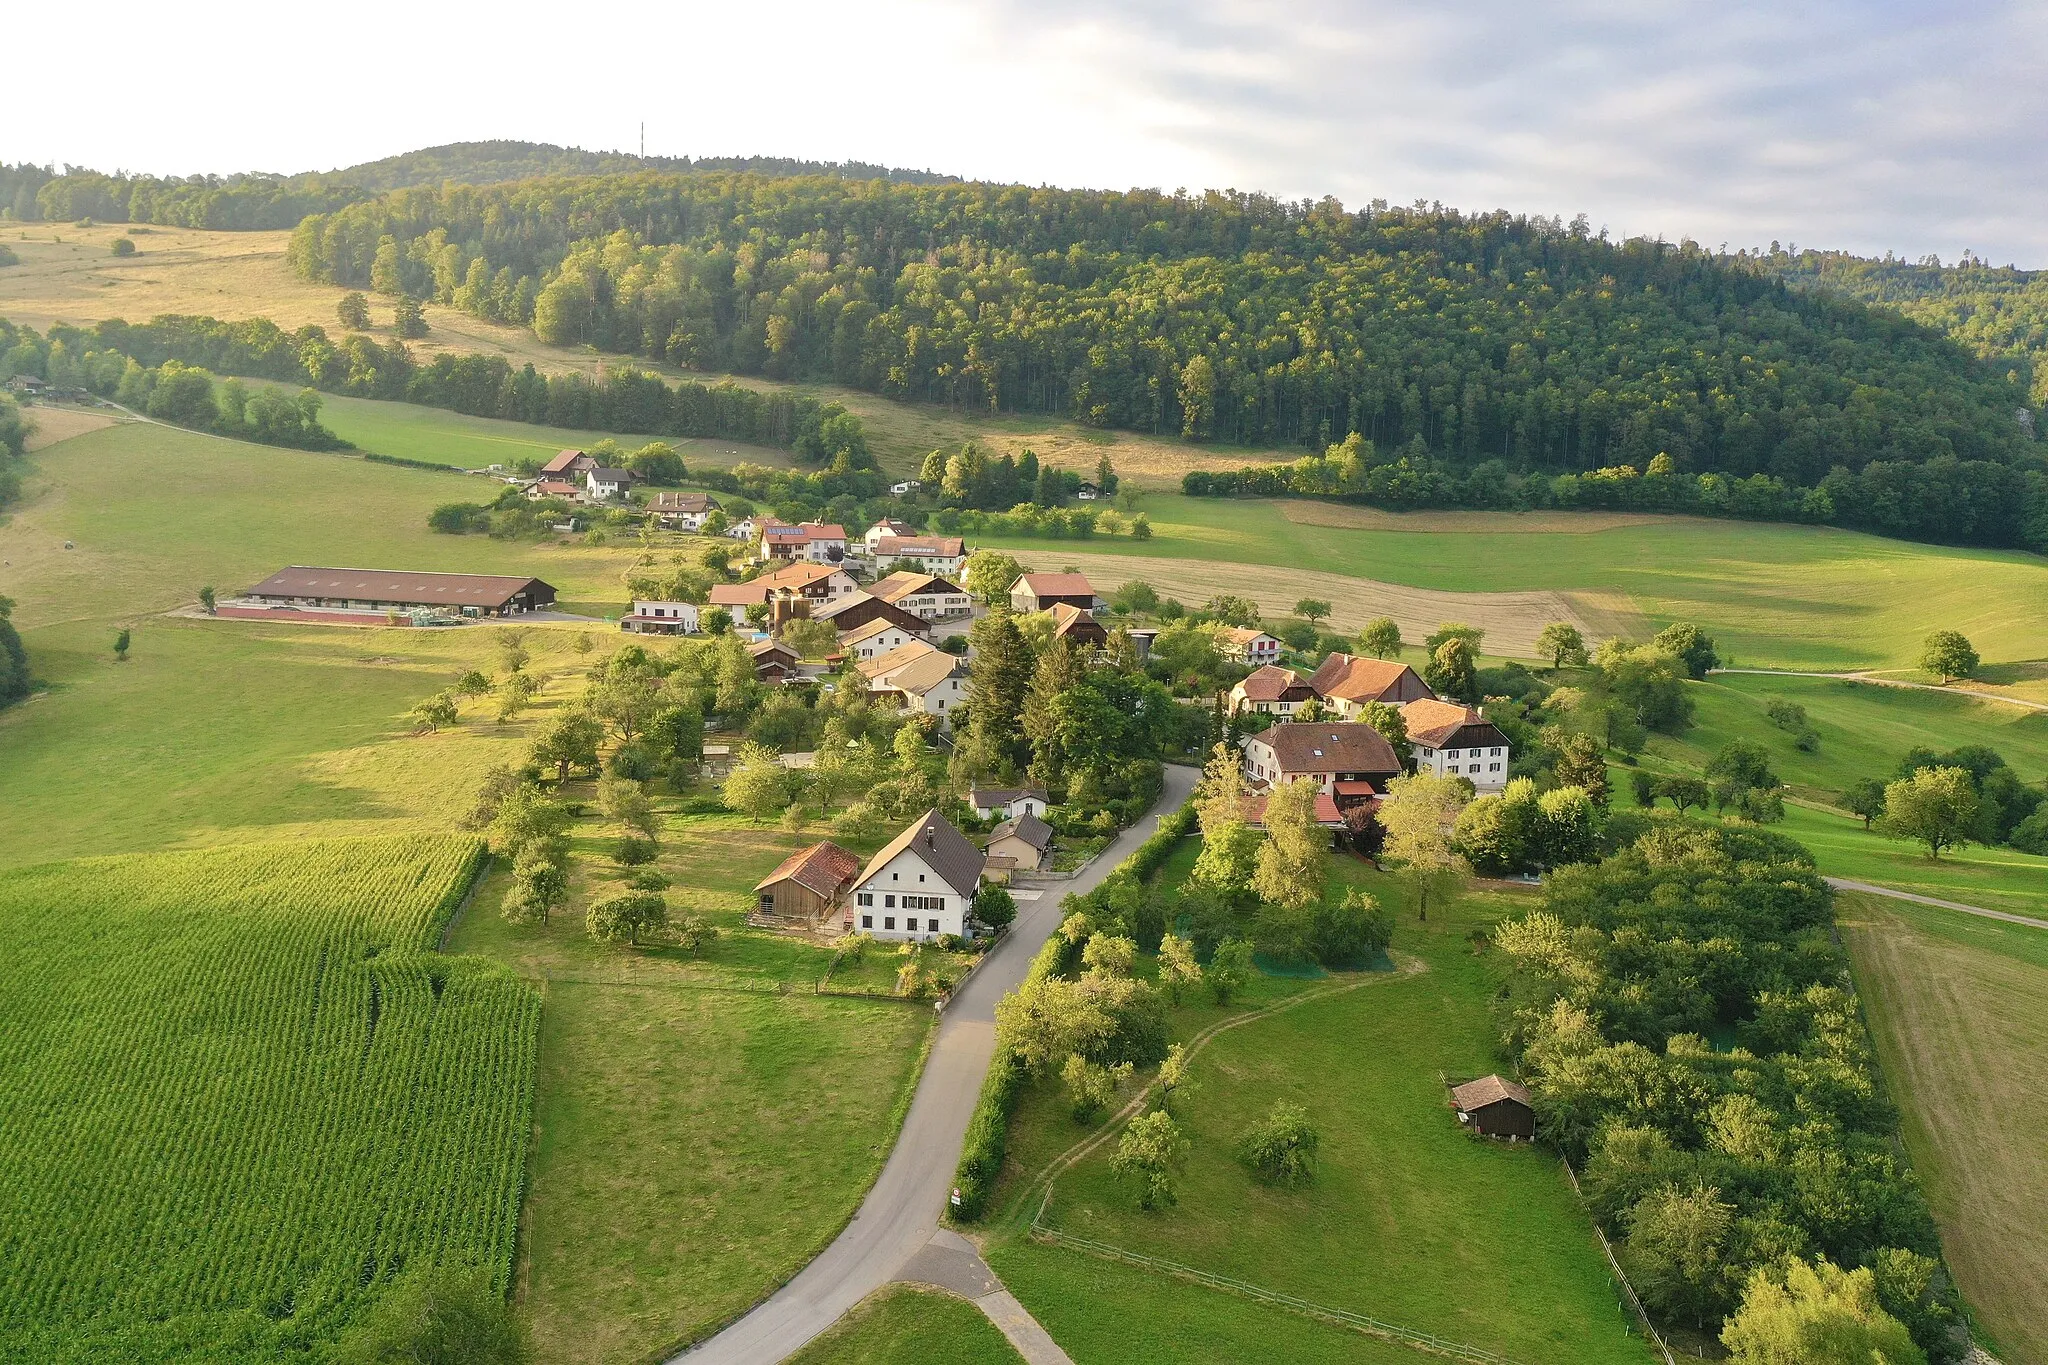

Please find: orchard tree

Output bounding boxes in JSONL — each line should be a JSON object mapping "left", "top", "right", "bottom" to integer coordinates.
{"left": 598, "top": 774, "right": 659, "bottom": 841}
{"left": 1653, "top": 775, "right": 1711, "bottom": 814}
{"left": 1423, "top": 636, "right": 1478, "bottom": 703}
{"left": 1536, "top": 621, "right": 1588, "bottom": 670}
{"left": 1156, "top": 1042, "right": 1196, "bottom": 1114}
{"left": 1251, "top": 778, "right": 1325, "bottom": 911}
{"left": 1918, "top": 630, "right": 1979, "bottom": 684}
{"left": 198, "top": 585, "right": 217, "bottom": 614}
{"left": 1206, "top": 937, "right": 1254, "bottom": 1005}
{"left": 496, "top": 628, "right": 530, "bottom": 674}
{"left": 1359, "top": 617, "right": 1402, "bottom": 659}
{"left": 1651, "top": 622, "right": 1720, "bottom": 679}
{"left": 1378, "top": 771, "right": 1467, "bottom": 920}
{"left": 1205, "top": 594, "right": 1261, "bottom": 628}
{"left": 488, "top": 785, "right": 571, "bottom": 863}
{"left": 1110, "top": 1110, "right": 1189, "bottom": 1211}
{"left": 113, "top": 628, "right": 131, "bottom": 662}
{"left": 1156, "top": 934, "right": 1202, "bottom": 1005}
{"left": 585, "top": 891, "right": 668, "bottom": 945}
{"left": 1235, "top": 1100, "right": 1319, "bottom": 1187}
{"left": 410, "top": 691, "right": 460, "bottom": 732}
{"left": 963, "top": 548, "right": 1026, "bottom": 604}
{"left": 1840, "top": 777, "right": 1888, "bottom": 830}
{"left": 1293, "top": 598, "right": 1332, "bottom": 626}
{"left": 494, "top": 671, "right": 537, "bottom": 721}
{"left": 723, "top": 743, "right": 791, "bottom": 824}
{"left": 529, "top": 709, "right": 602, "bottom": 781}
{"left": 1877, "top": 766, "right": 1979, "bottom": 859}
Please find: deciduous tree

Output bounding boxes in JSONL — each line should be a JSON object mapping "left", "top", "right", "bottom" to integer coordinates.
{"left": 1110, "top": 1110, "right": 1189, "bottom": 1211}
{"left": 1721, "top": 1257, "right": 1925, "bottom": 1365}
{"left": 723, "top": 742, "right": 790, "bottom": 824}
{"left": 1252, "top": 778, "right": 1325, "bottom": 911}
{"left": 1918, "top": 630, "right": 1978, "bottom": 684}
{"left": 1876, "top": 766, "right": 1979, "bottom": 859}
{"left": 1536, "top": 621, "right": 1589, "bottom": 670}
{"left": 1379, "top": 771, "right": 1468, "bottom": 920}
{"left": 1359, "top": 617, "right": 1402, "bottom": 659}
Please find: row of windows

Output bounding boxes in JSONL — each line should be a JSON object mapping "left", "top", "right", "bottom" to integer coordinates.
{"left": 856, "top": 892, "right": 948, "bottom": 909}
{"left": 861, "top": 914, "right": 941, "bottom": 933}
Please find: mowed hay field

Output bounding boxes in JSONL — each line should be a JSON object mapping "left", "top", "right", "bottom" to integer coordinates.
{"left": 0, "top": 835, "right": 537, "bottom": 1364}
{"left": 1838, "top": 894, "right": 2048, "bottom": 1365}
{"left": 314, "top": 392, "right": 795, "bottom": 472}
{"left": 981, "top": 492, "right": 2048, "bottom": 669}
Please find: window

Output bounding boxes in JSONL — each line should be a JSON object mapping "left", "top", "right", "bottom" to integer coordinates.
{"left": 928, "top": 918, "right": 939, "bottom": 932}
{"left": 1468, "top": 763, "right": 1482, "bottom": 773}
{"left": 1490, "top": 747, "right": 1502, "bottom": 756}
{"left": 758, "top": 893, "right": 775, "bottom": 913}
{"left": 1489, "top": 763, "right": 1502, "bottom": 772}
{"left": 1447, "top": 749, "right": 1461, "bottom": 759}
{"left": 884, "top": 916, "right": 896, "bottom": 930}
{"left": 885, "top": 894, "right": 896, "bottom": 908}
{"left": 857, "top": 893, "right": 873, "bottom": 906}
{"left": 891, "top": 872, "right": 899, "bottom": 881}
{"left": 861, "top": 914, "right": 873, "bottom": 929}
{"left": 918, "top": 873, "right": 926, "bottom": 883}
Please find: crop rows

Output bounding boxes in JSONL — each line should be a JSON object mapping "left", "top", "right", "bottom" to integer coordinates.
{"left": 0, "top": 836, "right": 539, "bottom": 1361}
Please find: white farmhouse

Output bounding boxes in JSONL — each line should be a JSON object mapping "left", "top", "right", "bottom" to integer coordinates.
{"left": 620, "top": 600, "right": 700, "bottom": 635}
{"left": 849, "top": 810, "right": 985, "bottom": 942}
{"left": 1400, "top": 699, "right": 1513, "bottom": 793}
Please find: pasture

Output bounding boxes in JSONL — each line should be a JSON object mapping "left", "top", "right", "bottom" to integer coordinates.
{"left": 1838, "top": 893, "right": 2048, "bottom": 1365}
{"left": 0, "top": 835, "right": 536, "bottom": 1363}
{"left": 991, "top": 857, "right": 1651, "bottom": 1365}
{"left": 787, "top": 1286, "right": 1022, "bottom": 1365}
{"left": 980, "top": 493, "right": 2048, "bottom": 669}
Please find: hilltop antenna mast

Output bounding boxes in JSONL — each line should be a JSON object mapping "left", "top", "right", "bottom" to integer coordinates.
{"left": 639, "top": 122, "right": 644, "bottom": 158}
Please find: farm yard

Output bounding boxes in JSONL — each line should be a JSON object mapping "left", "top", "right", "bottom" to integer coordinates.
{"left": 0, "top": 835, "right": 536, "bottom": 1363}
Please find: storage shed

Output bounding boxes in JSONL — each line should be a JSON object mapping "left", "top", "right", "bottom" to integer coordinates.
{"left": 1450, "top": 1075, "right": 1536, "bottom": 1140}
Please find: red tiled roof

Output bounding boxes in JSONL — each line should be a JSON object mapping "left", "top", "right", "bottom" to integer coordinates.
{"left": 1401, "top": 698, "right": 1509, "bottom": 750}
{"left": 1451, "top": 1075, "right": 1532, "bottom": 1112}
{"left": 1308, "top": 653, "right": 1431, "bottom": 705}
{"left": 540, "top": 449, "right": 587, "bottom": 474}
{"left": 871, "top": 571, "right": 965, "bottom": 602}
{"left": 754, "top": 840, "right": 862, "bottom": 899}
{"left": 710, "top": 583, "right": 768, "bottom": 606}
{"left": 1243, "top": 791, "right": 1345, "bottom": 827}
{"left": 1236, "top": 664, "right": 1312, "bottom": 702}
{"left": 1253, "top": 723, "right": 1401, "bottom": 777}
{"left": 1015, "top": 572, "right": 1094, "bottom": 599}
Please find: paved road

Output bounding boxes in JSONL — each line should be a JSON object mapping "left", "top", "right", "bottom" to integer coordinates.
{"left": 676, "top": 763, "right": 1199, "bottom": 1365}
{"left": 1825, "top": 877, "right": 2048, "bottom": 931}
{"left": 1710, "top": 668, "right": 2048, "bottom": 714}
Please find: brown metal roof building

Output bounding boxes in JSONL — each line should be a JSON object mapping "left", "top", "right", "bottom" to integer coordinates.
{"left": 244, "top": 567, "right": 556, "bottom": 616}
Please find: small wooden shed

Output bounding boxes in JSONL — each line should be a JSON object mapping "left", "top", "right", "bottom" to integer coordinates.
{"left": 753, "top": 841, "right": 862, "bottom": 924}
{"left": 1450, "top": 1075, "right": 1536, "bottom": 1140}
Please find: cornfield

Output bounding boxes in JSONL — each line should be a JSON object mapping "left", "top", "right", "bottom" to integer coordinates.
{"left": 0, "top": 835, "right": 539, "bottom": 1361}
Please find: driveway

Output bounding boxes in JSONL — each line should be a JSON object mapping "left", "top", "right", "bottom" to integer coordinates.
{"left": 677, "top": 762, "right": 1200, "bottom": 1364}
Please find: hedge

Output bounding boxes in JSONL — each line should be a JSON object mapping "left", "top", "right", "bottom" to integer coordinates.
{"left": 948, "top": 792, "right": 1197, "bottom": 1221}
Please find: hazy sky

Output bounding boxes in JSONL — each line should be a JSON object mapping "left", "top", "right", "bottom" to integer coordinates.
{"left": 15, "top": 0, "right": 2046, "bottom": 265}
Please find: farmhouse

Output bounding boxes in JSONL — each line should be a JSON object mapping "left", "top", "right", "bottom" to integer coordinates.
{"left": 762, "top": 521, "right": 850, "bottom": 564}
{"left": 541, "top": 449, "right": 594, "bottom": 477}
{"left": 1307, "top": 653, "right": 1435, "bottom": 718}
{"left": 969, "top": 786, "right": 1049, "bottom": 820}
{"left": 1402, "top": 698, "right": 1512, "bottom": 793}
{"left": 244, "top": 567, "right": 557, "bottom": 617}
{"left": 526, "top": 479, "right": 582, "bottom": 502}
{"left": 748, "top": 639, "right": 801, "bottom": 681}
{"left": 839, "top": 617, "right": 925, "bottom": 661}
{"left": 714, "top": 563, "right": 861, "bottom": 611}
{"left": 869, "top": 534, "right": 967, "bottom": 577}
{"left": 863, "top": 519, "right": 917, "bottom": 549}
{"left": 861, "top": 645, "right": 965, "bottom": 726}
{"left": 848, "top": 810, "right": 985, "bottom": 942}
{"left": 727, "top": 514, "right": 789, "bottom": 541}
{"left": 647, "top": 491, "right": 717, "bottom": 529}
{"left": 986, "top": 811, "right": 1055, "bottom": 872}
{"left": 753, "top": 840, "right": 862, "bottom": 925}
{"left": 870, "top": 571, "right": 973, "bottom": 621}
{"left": 585, "top": 467, "right": 637, "bottom": 500}
{"left": 1227, "top": 664, "right": 1318, "bottom": 718}
{"left": 1010, "top": 572, "right": 1096, "bottom": 614}
{"left": 1450, "top": 1075, "right": 1535, "bottom": 1140}
{"left": 1217, "top": 625, "right": 1284, "bottom": 667}
{"left": 1240, "top": 722, "right": 1401, "bottom": 801}
{"left": 1050, "top": 603, "right": 1109, "bottom": 648}
{"left": 812, "top": 590, "right": 928, "bottom": 638}
{"left": 620, "top": 600, "right": 700, "bottom": 635}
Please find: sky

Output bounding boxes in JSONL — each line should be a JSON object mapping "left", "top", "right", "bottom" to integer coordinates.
{"left": 14, "top": 0, "right": 2047, "bottom": 266}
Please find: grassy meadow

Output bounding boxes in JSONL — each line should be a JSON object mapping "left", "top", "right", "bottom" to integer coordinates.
{"left": 787, "top": 1286, "right": 1022, "bottom": 1365}
{"left": 987, "top": 852, "right": 1652, "bottom": 1365}
{"left": 1838, "top": 893, "right": 2048, "bottom": 1365}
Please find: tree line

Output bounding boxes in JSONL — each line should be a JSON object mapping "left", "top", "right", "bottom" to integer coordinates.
{"left": 0, "top": 314, "right": 874, "bottom": 467}
{"left": 1183, "top": 434, "right": 2048, "bottom": 553}
{"left": 281, "top": 173, "right": 2038, "bottom": 500}
{"left": 0, "top": 164, "right": 365, "bottom": 231}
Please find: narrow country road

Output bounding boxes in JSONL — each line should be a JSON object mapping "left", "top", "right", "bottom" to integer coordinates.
{"left": 676, "top": 763, "right": 1200, "bottom": 1365}
{"left": 1710, "top": 668, "right": 2048, "bottom": 714}
{"left": 1825, "top": 877, "right": 2048, "bottom": 931}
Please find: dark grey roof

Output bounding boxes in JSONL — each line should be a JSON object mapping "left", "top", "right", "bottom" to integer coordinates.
{"left": 1451, "top": 1074, "right": 1532, "bottom": 1112}
{"left": 856, "top": 809, "right": 984, "bottom": 897}
{"left": 588, "top": 467, "right": 635, "bottom": 481}
{"left": 990, "top": 811, "right": 1054, "bottom": 852}
{"left": 969, "top": 786, "right": 1048, "bottom": 807}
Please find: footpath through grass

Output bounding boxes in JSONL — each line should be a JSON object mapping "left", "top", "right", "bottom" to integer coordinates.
{"left": 988, "top": 860, "right": 1652, "bottom": 1365}
{"left": 1838, "top": 893, "right": 2048, "bottom": 1365}
{"left": 448, "top": 805, "right": 936, "bottom": 1365}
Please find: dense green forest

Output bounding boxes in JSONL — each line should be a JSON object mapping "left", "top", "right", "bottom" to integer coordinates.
{"left": 282, "top": 174, "right": 2039, "bottom": 508}
{"left": 1767, "top": 249, "right": 2048, "bottom": 409}
{"left": 0, "top": 144, "right": 953, "bottom": 229}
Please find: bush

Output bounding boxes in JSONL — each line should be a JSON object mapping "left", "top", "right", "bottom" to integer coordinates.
{"left": 332, "top": 1263, "right": 527, "bottom": 1365}
{"left": 972, "top": 883, "right": 1017, "bottom": 932}
{"left": 951, "top": 1051, "right": 1023, "bottom": 1221}
{"left": 1307, "top": 889, "right": 1393, "bottom": 968}
{"left": 1236, "top": 1100, "right": 1319, "bottom": 1186}
{"left": 585, "top": 891, "right": 667, "bottom": 944}
{"left": 111, "top": 236, "right": 136, "bottom": 257}
{"left": 613, "top": 835, "right": 657, "bottom": 866}
{"left": 627, "top": 870, "right": 670, "bottom": 891}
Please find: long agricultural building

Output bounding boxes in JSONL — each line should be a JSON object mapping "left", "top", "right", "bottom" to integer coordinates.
{"left": 244, "top": 567, "right": 558, "bottom": 617}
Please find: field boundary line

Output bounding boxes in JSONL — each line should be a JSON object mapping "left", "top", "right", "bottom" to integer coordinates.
{"left": 1026, "top": 1224, "right": 1531, "bottom": 1365}
{"left": 1709, "top": 668, "right": 2048, "bottom": 714}
{"left": 1560, "top": 1158, "right": 1677, "bottom": 1365}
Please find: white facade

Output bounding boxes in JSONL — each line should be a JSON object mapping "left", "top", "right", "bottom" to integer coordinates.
{"left": 851, "top": 848, "right": 973, "bottom": 942}
{"left": 901, "top": 668, "right": 967, "bottom": 727}
{"left": 624, "top": 600, "right": 700, "bottom": 633}
{"left": 890, "top": 586, "right": 973, "bottom": 620}
{"left": 844, "top": 624, "right": 922, "bottom": 660}
{"left": 586, "top": 471, "right": 633, "bottom": 499}
{"left": 1414, "top": 740, "right": 1510, "bottom": 793}
{"left": 971, "top": 791, "right": 1047, "bottom": 820}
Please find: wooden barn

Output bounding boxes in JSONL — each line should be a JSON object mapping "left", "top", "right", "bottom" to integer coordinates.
{"left": 1450, "top": 1075, "right": 1536, "bottom": 1140}
{"left": 753, "top": 841, "right": 862, "bottom": 924}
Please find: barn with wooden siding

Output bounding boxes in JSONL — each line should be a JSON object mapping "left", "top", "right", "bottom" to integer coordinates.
{"left": 1450, "top": 1074, "right": 1536, "bottom": 1140}
{"left": 752, "top": 841, "right": 861, "bottom": 924}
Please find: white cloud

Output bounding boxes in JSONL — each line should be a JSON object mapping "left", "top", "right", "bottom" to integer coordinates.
{"left": 8, "top": 0, "right": 2045, "bottom": 263}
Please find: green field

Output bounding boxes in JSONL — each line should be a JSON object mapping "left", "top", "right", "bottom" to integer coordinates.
{"left": 991, "top": 856, "right": 1651, "bottom": 1365}
{"left": 1839, "top": 893, "right": 2048, "bottom": 1365}
{"left": 315, "top": 390, "right": 794, "bottom": 473}
{"left": 447, "top": 806, "right": 936, "bottom": 1363}
{"left": 787, "top": 1286, "right": 1022, "bottom": 1365}
{"left": 1630, "top": 672, "right": 2048, "bottom": 917}
{"left": 980, "top": 493, "right": 2048, "bottom": 670}
{"left": 0, "top": 835, "right": 536, "bottom": 1363}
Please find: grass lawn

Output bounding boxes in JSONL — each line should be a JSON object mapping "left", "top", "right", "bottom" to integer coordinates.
{"left": 1838, "top": 893, "right": 2048, "bottom": 1365}
{"left": 1778, "top": 803, "right": 2048, "bottom": 920}
{"left": 978, "top": 492, "right": 2048, "bottom": 670}
{"left": 315, "top": 390, "right": 793, "bottom": 473}
{"left": 786, "top": 1285, "right": 1021, "bottom": 1365}
{"left": 446, "top": 805, "right": 938, "bottom": 1364}
{"left": 989, "top": 858, "right": 1651, "bottom": 1365}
